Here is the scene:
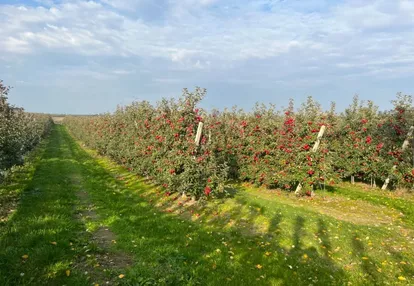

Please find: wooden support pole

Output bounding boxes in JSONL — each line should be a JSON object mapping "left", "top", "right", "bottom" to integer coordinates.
{"left": 312, "top": 125, "right": 326, "bottom": 153}
{"left": 382, "top": 126, "right": 414, "bottom": 190}
{"left": 195, "top": 122, "right": 204, "bottom": 146}
{"left": 295, "top": 125, "right": 326, "bottom": 195}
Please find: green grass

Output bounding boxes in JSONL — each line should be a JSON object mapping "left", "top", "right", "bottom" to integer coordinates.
{"left": 327, "top": 184, "right": 414, "bottom": 227}
{"left": 0, "top": 126, "right": 91, "bottom": 285}
{"left": 0, "top": 138, "right": 46, "bottom": 224}
{"left": 1, "top": 125, "right": 413, "bottom": 285}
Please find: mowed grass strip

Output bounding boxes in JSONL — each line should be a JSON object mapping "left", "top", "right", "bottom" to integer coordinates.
{"left": 0, "top": 137, "right": 47, "bottom": 225}
{"left": 0, "top": 126, "right": 91, "bottom": 285}
{"left": 328, "top": 184, "right": 414, "bottom": 227}
{"left": 69, "top": 126, "right": 414, "bottom": 285}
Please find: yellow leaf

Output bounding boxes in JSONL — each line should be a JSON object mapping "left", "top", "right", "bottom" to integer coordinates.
{"left": 303, "top": 254, "right": 308, "bottom": 260}
{"left": 344, "top": 265, "right": 352, "bottom": 271}
{"left": 50, "top": 242, "right": 57, "bottom": 245}
{"left": 362, "top": 257, "right": 369, "bottom": 260}
{"left": 119, "top": 274, "right": 125, "bottom": 279}
{"left": 22, "top": 255, "right": 29, "bottom": 260}
{"left": 66, "top": 270, "right": 70, "bottom": 277}
{"left": 94, "top": 284, "right": 99, "bottom": 286}
{"left": 265, "top": 252, "right": 272, "bottom": 257}
{"left": 256, "top": 264, "right": 263, "bottom": 269}
{"left": 398, "top": 276, "right": 406, "bottom": 281}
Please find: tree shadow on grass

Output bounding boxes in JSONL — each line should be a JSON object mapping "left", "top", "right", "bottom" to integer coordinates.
{"left": 317, "top": 219, "right": 332, "bottom": 258}
{"left": 68, "top": 131, "right": 350, "bottom": 285}
{"left": 351, "top": 233, "right": 384, "bottom": 285}
{"left": 273, "top": 216, "right": 344, "bottom": 286}
{"left": 388, "top": 247, "right": 414, "bottom": 279}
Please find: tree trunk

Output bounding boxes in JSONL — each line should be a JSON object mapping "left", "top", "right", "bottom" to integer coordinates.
{"left": 383, "top": 126, "right": 414, "bottom": 190}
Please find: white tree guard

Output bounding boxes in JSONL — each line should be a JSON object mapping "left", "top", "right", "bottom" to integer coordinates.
{"left": 295, "top": 125, "right": 326, "bottom": 195}
{"left": 312, "top": 125, "right": 326, "bottom": 152}
{"left": 195, "top": 122, "right": 204, "bottom": 146}
{"left": 382, "top": 126, "right": 414, "bottom": 190}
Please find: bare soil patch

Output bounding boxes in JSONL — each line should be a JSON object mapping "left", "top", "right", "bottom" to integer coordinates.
{"left": 72, "top": 179, "right": 133, "bottom": 284}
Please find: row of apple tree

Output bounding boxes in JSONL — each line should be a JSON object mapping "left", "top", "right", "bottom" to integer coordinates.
{"left": 0, "top": 80, "right": 53, "bottom": 181}
{"left": 64, "top": 88, "right": 414, "bottom": 197}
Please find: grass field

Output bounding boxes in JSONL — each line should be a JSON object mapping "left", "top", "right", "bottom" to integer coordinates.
{"left": 0, "top": 125, "right": 413, "bottom": 285}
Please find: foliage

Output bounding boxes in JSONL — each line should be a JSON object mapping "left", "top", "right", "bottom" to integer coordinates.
{"left": 4, "top": 125, "right": 410, "bottom": 285}
{"left": 65, "top": 89, "right": 414, "bottom": 196}
{"left": 65, "top": 88, "right": 228, "bottom": 198}
{"left": 0, "top": 80, "right": 53, "bottom": 181}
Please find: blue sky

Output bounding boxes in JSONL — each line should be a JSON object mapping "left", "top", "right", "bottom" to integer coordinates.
{"left": 0, "top": 0, "right": 413, "bottom": 114}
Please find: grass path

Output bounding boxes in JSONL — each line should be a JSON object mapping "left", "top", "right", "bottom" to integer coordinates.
{"left": 0, "top": 125, "right": 92, "bottom": 285}
{"left": 0, "top": 125, "right": 413, "bottom": 285}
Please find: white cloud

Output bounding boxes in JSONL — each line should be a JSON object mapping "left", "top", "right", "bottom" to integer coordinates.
{"left": 101, "top": 0, "right": 143, "bottom": 11}
{"left": 0, "top": 0, "right": 413, "bottom": 114}
{"left": 2, "top": 37, "right": 31, "bottom": 53}
{"left": 1, "top": 0, "right": 412, "bottom": 72}
{"left": 113, "top": 69, "right": 135, "bottom": 74}
{"left": 400, "top": 0, "right": 414, "bottom": 14}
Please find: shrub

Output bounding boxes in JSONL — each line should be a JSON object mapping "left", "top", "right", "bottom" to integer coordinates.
{"left": 0, "top": 80, "right": 53, "bottom": 181}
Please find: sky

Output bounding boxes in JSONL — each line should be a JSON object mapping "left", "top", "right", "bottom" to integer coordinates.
{"left": 0, "top": 0, "right": 413, "bottom": 114}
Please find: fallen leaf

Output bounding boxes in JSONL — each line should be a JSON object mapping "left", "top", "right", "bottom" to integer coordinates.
{"left": 398, "top": 276, "right": 406, "bottom": 281}
{"left": 50, "top": 242, "right": 57, "bottom": 245}
{"left": 256, "top": 264, "right": 263, "bottom": 269}
{"left": 22, "top": 255, "right": 29, "bottom": 260}
{"left": 66, "top": 270, "right": 71, "bottom": 277}
{"left": 119, "top": 274, "right": 125, "bottom": 279}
